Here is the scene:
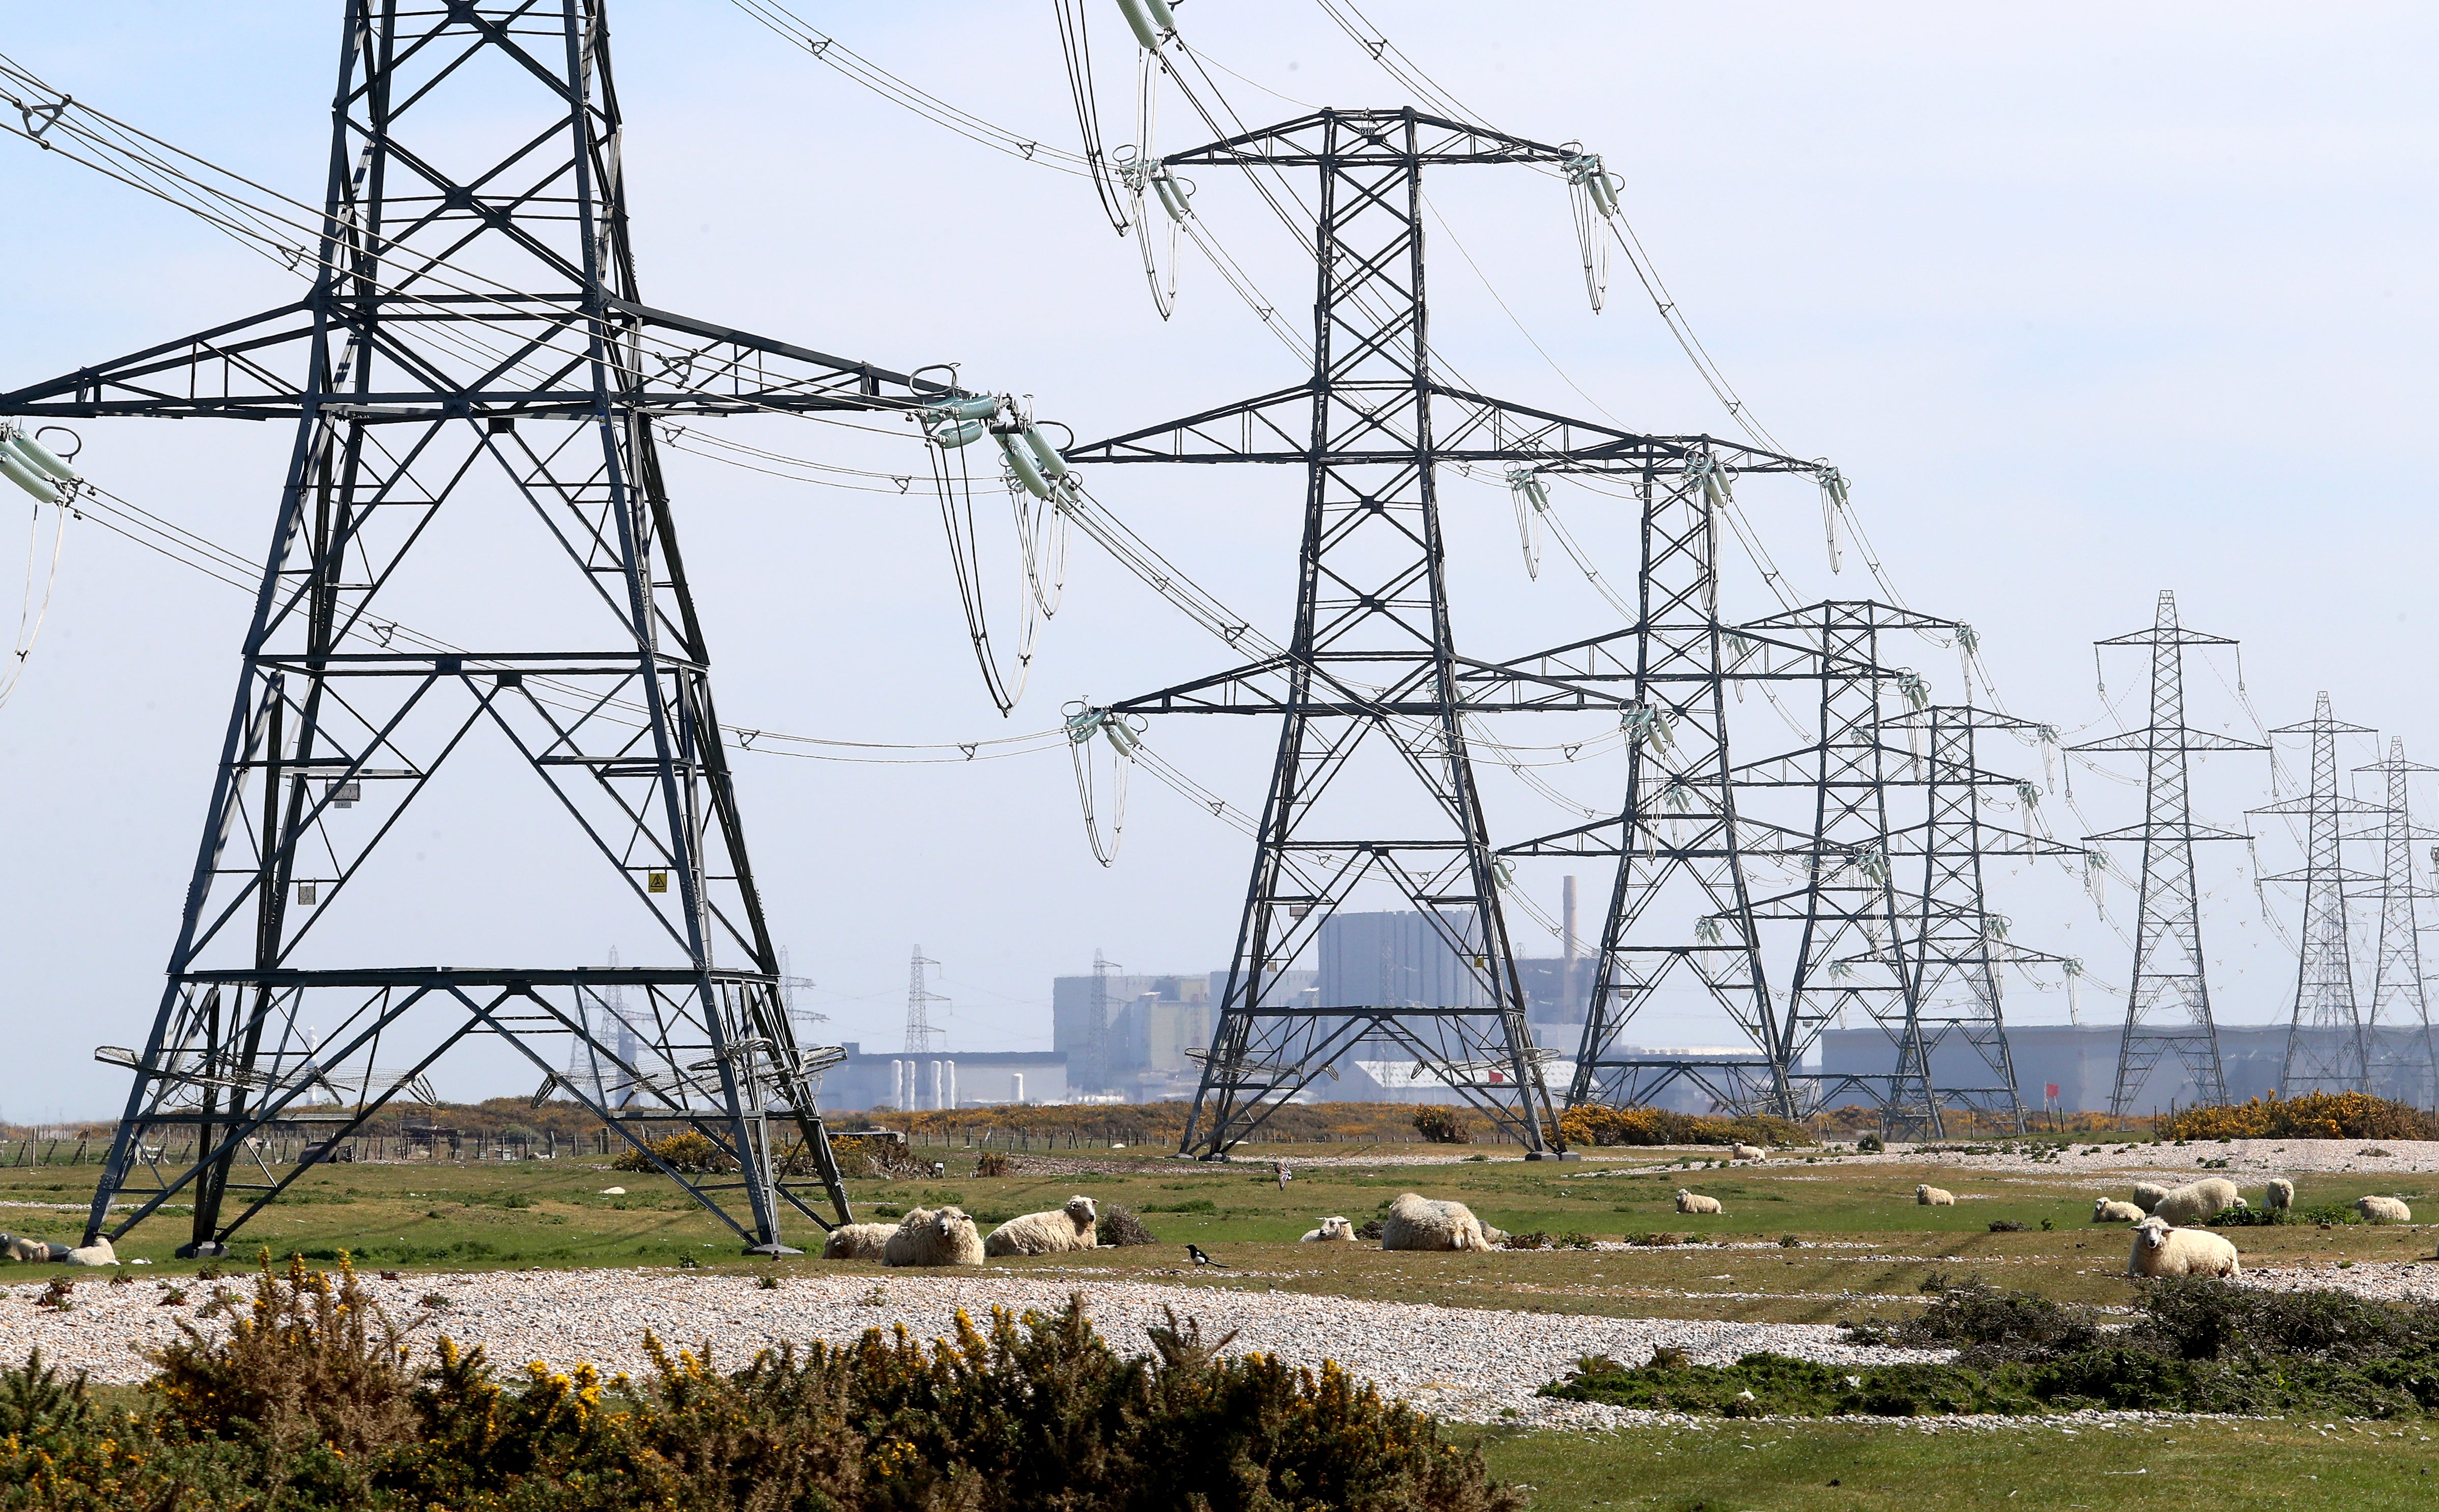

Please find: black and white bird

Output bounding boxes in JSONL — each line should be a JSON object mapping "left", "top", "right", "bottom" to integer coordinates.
{"left": 1185, "top": 1244, "right": 1227, "bottom": 1268}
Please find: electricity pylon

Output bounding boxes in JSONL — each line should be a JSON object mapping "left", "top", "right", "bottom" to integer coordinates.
{"left": 2256, "top": 693, "right": 2381, "bottom": 1095}
{"left": 1066, "top": 108, "right": 1824, "bottom": 1156}
{"left": 2, "top": 1, "right": 967, "bottom": 1254}
{"left": 2074, "top": 592, "right": 2262, "bottom": 1116}
{"left": 2357, "top": 740, "right": 2437, "bottom": 1105}
{"left": 903, "top": 947, "right": 948, "bottom": 1056}
{"left": 1882, "top": 704, "right": 2080, "bottom": 1135}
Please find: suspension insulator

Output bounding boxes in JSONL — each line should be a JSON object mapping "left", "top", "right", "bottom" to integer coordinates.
{"left": 998, "top": 431, "right": 1054, "bottom": 499}
{"left": 1144, "top": 0, "right": 1179, "bottom": 31}
{"left": 1152, "top": 172, "right": 1194, "bottom": 223}
{"left": 0, "top": 447, "right": 63, "bottom": 505}
{"left": 1020, "top": 425, "right": 1070, "bottom": 481}
{"left": 928, "top": 418, "right": 988, "bottom": 449}
{"left": 1115, "top": 0, "right": 1162, "bottom": 49}
{"left": 5, "top": 430, "right": 79, "bottom": 482}
{"left": 934, "top": 393, "right": 1000, "bottom": 421}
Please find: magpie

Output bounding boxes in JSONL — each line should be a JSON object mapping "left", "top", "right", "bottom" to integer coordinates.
{"left": 1186, "top": 1243, "right": 1228, "bottom": 1268}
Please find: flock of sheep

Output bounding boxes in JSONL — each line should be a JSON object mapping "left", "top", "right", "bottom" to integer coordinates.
{"left": 1663, "top": 1163, "right": 2417, "bottom": 1282}
{"left": 817, "top": 1190, "right": 1515, "bottom": 1266}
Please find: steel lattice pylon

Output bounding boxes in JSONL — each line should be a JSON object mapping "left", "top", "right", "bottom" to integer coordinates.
{"left": 2258, "top": 692, "right": 2381, "bottom": 1096}
{"left": 2357, "top": 739, "right": 2437, "bottom": 1106}
{"left": 3, "top": 1, "right": 968, "bottom": 1255}
{"left": 1067, "top": 108, "right": 1827, "bottom": 1156}
{"left": 2075, "top": 591, "right": 2262, "bottom": 1117}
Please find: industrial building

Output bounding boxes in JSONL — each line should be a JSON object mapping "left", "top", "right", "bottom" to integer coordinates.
{"left": 818, "top": 1045, "right": 1069, "bottom": 1112}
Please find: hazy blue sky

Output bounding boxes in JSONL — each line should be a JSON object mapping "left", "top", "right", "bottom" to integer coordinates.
{"left": 2, "top": 3, "right": 2434, "bottom": 1121}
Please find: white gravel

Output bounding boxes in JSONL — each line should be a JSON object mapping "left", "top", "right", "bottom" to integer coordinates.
{"left": 1830, "top": 1137, "right": 2439, "bottom": 1180}
{"left": 0, "top": 1267, "right": 1948, "bottom": 1428}
{"left": 2237, "top": 1260, "right": 2439, "bottom": 1303}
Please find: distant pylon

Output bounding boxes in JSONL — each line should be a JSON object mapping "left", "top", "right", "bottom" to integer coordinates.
{"left": 2256, "top": 692, "right": 2381, "bottom": 1095}
{"left": 904, "top": 947, "right": 949, "bottom": 1056}
{"left": 2357, "top": 739, "right": 2437, "bottom": 1106}
{"left": 2074, "top": 591, "right": 2264, "bottom": 1116}
{"left": 1082, "top": 949, "right": 1122, "bottom": 1094}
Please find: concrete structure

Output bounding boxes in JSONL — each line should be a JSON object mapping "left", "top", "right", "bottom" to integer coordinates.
{"left": 819, "top": 1045, "right": 1068, "bottom": 1112}
{"left": 1816, "top": 1022, "right": 2437, "bottom": 1115}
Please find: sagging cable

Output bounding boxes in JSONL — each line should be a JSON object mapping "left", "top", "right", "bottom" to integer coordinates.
{"left": 1064, "top": 702, "right": 1145, "bottom": 865}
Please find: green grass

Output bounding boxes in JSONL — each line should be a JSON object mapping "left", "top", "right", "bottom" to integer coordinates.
{"left": 1476, "top": 1419, "right": 2439, "bottom": 1509}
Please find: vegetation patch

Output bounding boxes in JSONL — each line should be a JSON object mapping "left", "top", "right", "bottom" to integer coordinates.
{"left": 1547, "top": 1278, "right": 2439, "bottom": 1419}
{"left": 2160, "top": 1091, "right": 2439, "bottom": 1142}
{"left": 1554, "top": 1105, "right": 1808, "bottom": 1149}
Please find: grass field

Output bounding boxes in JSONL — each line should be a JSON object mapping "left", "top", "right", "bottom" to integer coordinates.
{"left": 6, "top": 1139, "right": 2434, "bottom": 1507}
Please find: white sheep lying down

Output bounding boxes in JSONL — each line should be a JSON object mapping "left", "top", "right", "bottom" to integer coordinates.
{"left": 2091, "top": 1199, "right": 2146, "bottom": 1223}
{"left": 2128, "top": 1215, "right": 2239, "bottom": 1278}
{"left": 1675, "top": 1188, "right": 1722, "bottom": 1215}
{"left": 1300, "top": 1216, "right": 1357, "bottom": 1243}
{"left": 985, "top": 1195, "right": 1099, "bottom": 1257}
{"left": 1916, "top": 1185, "right": 1955, "bottom": 1207}
{"left": 2130, "top": 1181, "right": 2173, "bottom": 1213}
{"left": 2264, "top": 1178, "right": 2294, "bottom": 1212}
{"left": 883, "top": 1206, "right": 986, "bottom": 1267}
{"left": 63, "top": 1237, "right": 116, "bottom": 1267}
{"left": 1730, "top": 1143, "right": 1768, "bottom": 1163}
{"left": 0, "top": 1234, "right": 65, "bottom": 1264}
{"left": 820, "top": 1222, "right": 895, "bottom": 1261}
{"left": 2358, "top": 1195, "right": 2414, "bottom": 1224}
{"left": 1380, "top": 1192, "right": 1499, "bottom": 1251}
{"left": 2149, "top": 1178, "right": 2240, "bottom": 1226}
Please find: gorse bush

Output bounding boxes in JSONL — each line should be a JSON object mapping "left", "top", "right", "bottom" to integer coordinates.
{"left": 1553, "top": 1106, "right": 1806, "bottom": 1149}
{"left": 2159, "top": 1091, "right": 2439, "bottom": 1143}
{"left": 1411, "top": 1107, "right": 1472, "bottom": 1145}
{"left": 609, "top": 1129, "right": 729, "bottom": 1175}
{"left": 0, "top": 1254, "right": 1520, "bottom": 1510}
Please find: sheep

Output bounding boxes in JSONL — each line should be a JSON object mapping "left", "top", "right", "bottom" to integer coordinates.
{"left": 2264, "top": 1178, "right": 2294, "bottom": 1212}
{"left": 819, "top": 1223, "right": 895, "bottom": 1261}
{"left": 883, "top": 1206, "right": 986, "bottom": 1267}
{"left": 0, "top": 1234, "right": 66, "bottom": 1263}
{"left": 2357, "top": 1195, "right": 2413, "bottom": 1224}
{"left": 2091, "top": 1198, "right": 2146, "bottom": 1223}
{"left": 2130, "top": 1181, "right": 2173, "bottom": 1213}
{"left": 2128, "top": 1215, "right": 2240, "bottom": 1278}
{"left": 2149, "top": 1179, "right": 2240, "bottom": 1227}
{"left": 1730, "top": 1143, "right": 1769, "bottom": 1163}
{"left": 1674, "top": 1188, "right": 1723, "bottom": 1215}
{"left": 1380, "top": 1192, "right": 1498, "bottom": 1251}
{"left": 1916, "top": 1185, "right": 1955, "bottom": 1207}
{"left": 63, "top": 1236, "right": 116, "bottom": 1267}
{"left": 984, "top": 1195, "right": 1099, "bottom": 1257}
{"left": 1300, "top": 1216, "right": 1357, "bottom": 1243}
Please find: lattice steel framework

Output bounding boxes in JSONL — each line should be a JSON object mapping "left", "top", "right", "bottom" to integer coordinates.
{"left": 1066, "top": 108, "right": 1825, "bottom": 1156}
{"left": 2074, "top": 592, "right": 2261, "bottom": 1116}
{"left": 2258, "top": 692, "right": 2380, "bottom": 1095}
{"left": 2358, "top": 739, "right": 2437, "bottom": 1106}
{"left": 1, "top": 1, "right": 968, "bottom": 1254}
{"left": 1882, "top": 705, "right": 2079, "bottom": 1135}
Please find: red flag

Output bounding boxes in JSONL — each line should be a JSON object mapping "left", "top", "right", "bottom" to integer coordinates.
{"left": 2045, "top": 1083, "right": 2060, "bottom": 1101}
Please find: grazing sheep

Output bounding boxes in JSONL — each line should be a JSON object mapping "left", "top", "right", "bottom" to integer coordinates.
{"left": 2130, "top": 1181, "right": 2173, "bottom": 1213}
{"left": 1916, "top": 1185, "right": 1955, "bottom": 1207}
{"left": 1731, "top": 1143, "right": 1769, "bottom": 1163}
{"left": 63, "top": 1237, "right": 116, "bottom": 1267}
{"left": 2265, "top": 1178, "right": 2294, "bottom": 1212}
{"left": 2149, "top": 1179, "right": 2241, "bottom": 1227}
{"left": 2128, "top": 1215, "right": 2240, "bottom": 1278}
{"left": 883, "top": 1206, "right": 986, "bottom": 1267}
{"left": 2357, "top": 1195, "right": 2413, "bottom": 1224}
{"left": 1674, "top": 1188, "right": 1723, "bottom": 1215}
{"left": 1381, "top": 1192, "right": 1498, "bottom": 1251}
{"left": 984, "top": 1195, "right": 1099, "bottom": 1257}
{"left": 1300, "top": 1216, "right": 1357, "bottom": 1243}
{"left": 819, "top": 1223, "right": 895, "bottom": 1261}
{"left": 2091, "top": 1199, "right": 2146, "bottom": 1223}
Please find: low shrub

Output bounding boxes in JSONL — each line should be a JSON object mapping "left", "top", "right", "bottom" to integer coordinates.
{"left": 1856, "top": 1133, "right": 1886, "bottom": 1154}
{"left": 1499, "top": 1231, "right": 1552, "bottom": 1250}
{"left": 973, "top": 1150, "right": 1014, "bottom": 1178}
{"left": 1555, "top": 1105, "right": 1806, "bottom": 1150}
{"left": 3, "top": 1278, "right": 1525, "bottom": 1510}
{"left": 1411, "top": 1106, "right": 1472, "bottom": 1145}
{"left": 609, "top": 1130, "right": 729, "bottom": 1175}
{"left": 1096, "top": 1205, "right": 1158, "bottom": 1247}
{"left": 2158, "top": 1091, "right": 2439, "bottom": 1143}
